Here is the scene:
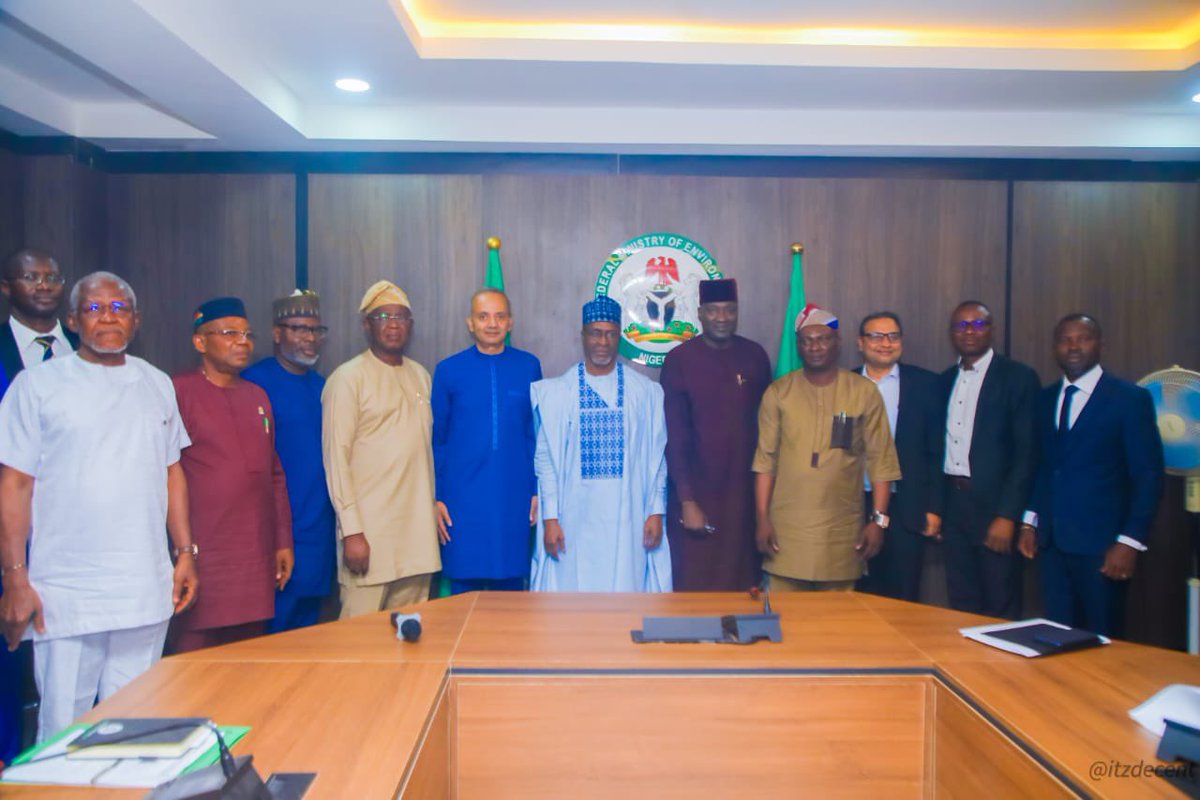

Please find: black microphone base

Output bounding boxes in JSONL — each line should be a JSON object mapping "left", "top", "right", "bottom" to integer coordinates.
{"left": 146, "top": 754, "right": 271, "bottom": 800}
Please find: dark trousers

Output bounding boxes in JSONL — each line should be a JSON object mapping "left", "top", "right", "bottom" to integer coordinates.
{"left": 448, "top": 576, "right": 525, "bottom": 595}
{"left": 0, "top": 644, "right": 22, "bottom": 765}
{"left": 943, "top": 479, "right": 1022, "bottom": 619}
{"left": 857, "top": 492, "right": 924, "bottom": 603}
{"left": 267, "top": 590, "right": 323, "bottom": 635}
{"left": 1040, "top": 545, "right": 1127, "bottom": 637}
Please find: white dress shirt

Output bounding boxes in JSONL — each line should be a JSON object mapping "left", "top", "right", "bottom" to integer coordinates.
{"left": 944, "top": 348, "right": 994, "bottom": 477}
{"left": 9, "top": 316, "right": 73, "bottom": 367}
{"left": 862, "top": 363, "right": 899, "bottom": 492}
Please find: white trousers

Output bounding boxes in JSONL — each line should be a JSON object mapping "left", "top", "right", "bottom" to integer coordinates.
{"left": 33, "top": 620, "right": 169, "bottom": 742}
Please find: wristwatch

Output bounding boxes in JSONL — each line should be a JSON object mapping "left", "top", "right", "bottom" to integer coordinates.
{"left": 172, "top": 543, "right": 200, "bottom": 560}
{"left": 869, "top": 510, "right": 890, "bottom": 530}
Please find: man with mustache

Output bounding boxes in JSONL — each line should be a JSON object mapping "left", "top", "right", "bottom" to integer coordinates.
{"left": 323, "top": 281, "right": 441, "bottom": 617}
{"left": 243, "top": 290, "right": 336, "bottom": 632}
{"left": 530, "top": 296, "right": 671, "bottom": 592}
{"left": 432, "top": 289, "right": 542, "bottom": 594}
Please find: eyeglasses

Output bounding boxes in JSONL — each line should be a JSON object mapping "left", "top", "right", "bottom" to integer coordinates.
{"left": 79, "top": 301, "right": 134, "bottom": 317}
{"left": 278, "top": 323, "right": 329, "bottom": 338}
{"left": 951, "top": 319, "right": 991, "bottom": 333}
{"left": 862, "top": 332, "right": 902, "bottom": 343}
{"left": 205, "top": 329, "right": 256, "bottom": 342}
{"left": 15, "top": 273, "right": 65, "bottom": 287}
{"left": 367, "top": 312, "right": 412, "bottom": 325}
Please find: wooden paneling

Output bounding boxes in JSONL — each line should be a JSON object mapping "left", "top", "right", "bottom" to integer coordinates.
{"left": 0, "top": 148, "right": 23, "bottom": 260}
{"left": 106, "top": 173, "right": 295, "bottom": 375}
{"left": 307, "top": 174, "right": 484, "bottom": 375}
{"left": 9, "top": 154, "right": 107, "bottom": 289}
{"left": 934, "top": 685, "right": 1073, "bottom": 799}
{"left": 454, "top": 675, "right": 927, "bottom": 800}
{"left": 400, "top": 680, "right": 452, "bottom": 799}
{"left": 1010, "top": 181, "right": 1200, "bottom": 384}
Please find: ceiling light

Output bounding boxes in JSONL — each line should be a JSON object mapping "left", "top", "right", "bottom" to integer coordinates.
{"left": 1193, "top": 93, "right": 1200, "bottom": 103}
{"left": 336, "top": 78, "right": 370, "bottom": 93}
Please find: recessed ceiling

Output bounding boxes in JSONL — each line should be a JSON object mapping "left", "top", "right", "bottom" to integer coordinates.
{"left": 0, "top": 0, "right": 1197, "bottom": 158}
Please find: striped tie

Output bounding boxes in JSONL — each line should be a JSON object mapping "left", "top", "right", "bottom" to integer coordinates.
{"left": 34, "top": 335, "right": 56, "bottom": 362}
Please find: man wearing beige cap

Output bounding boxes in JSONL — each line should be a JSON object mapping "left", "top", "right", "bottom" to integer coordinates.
{"left": 322, "top": 281, "right": 440, "bottom": 617}
{"left": 753, "top": 304, "right": 900, "bottom": 591}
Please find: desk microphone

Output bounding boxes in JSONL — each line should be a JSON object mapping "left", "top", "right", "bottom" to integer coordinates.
{"left": 390, "top": 612, "right": 423, "bottom": 642}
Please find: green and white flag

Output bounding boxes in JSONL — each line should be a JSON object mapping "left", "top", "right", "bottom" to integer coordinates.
{"left": 775, "top": 243, "right": 806, "bottom": 378}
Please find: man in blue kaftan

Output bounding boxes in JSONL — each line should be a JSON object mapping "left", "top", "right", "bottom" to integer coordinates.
{"left": 530, "top": 296, "right": 671, "bottom": 592}
{"left": 433, "top": 290, "right": 542, "bottom": 594}
{"left": 243, "top": 290, "right": 335, "bottom": 632}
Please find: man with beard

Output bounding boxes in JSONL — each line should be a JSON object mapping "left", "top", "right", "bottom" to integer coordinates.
{"left": 243, "top": 290, "right": 336, "bottom": 632}
{"left": 530, "top": 296, "right": 670, "bottom": 592}
{"left": 433, "top": 289, "right": 542, "bottom": 594}
{"left": 660, "top": 278, "right": 770, "bottom": 591}
{"left": 323, "top": 281, "right": 441, "bottom": 617}
{"left": 0, "top": 271, "right": 196, "bottom": 741}
{"left": 1018, "top": 314, "right": 1163, "bottom": 635}
{"left": 753, "top": 304, "right": 900, "bottom": 591}
{"left": 170, "top": 297, "right": 293, "bottom": 652}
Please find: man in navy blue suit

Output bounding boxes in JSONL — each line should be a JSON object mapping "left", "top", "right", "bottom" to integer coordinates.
{"left": 1018, "top": 314, "right": 1163, "bottom": 636}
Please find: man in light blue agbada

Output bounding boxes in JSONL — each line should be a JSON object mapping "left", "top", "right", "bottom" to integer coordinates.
{"left": 530, "top": 296, "right": 671, "bottom": 592}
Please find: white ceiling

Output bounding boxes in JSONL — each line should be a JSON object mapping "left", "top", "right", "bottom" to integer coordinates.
{"left": 0, "top": 0, "right": 1198, "bottom": 158}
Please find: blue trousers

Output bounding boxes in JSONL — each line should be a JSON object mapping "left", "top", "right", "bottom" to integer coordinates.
{"left": 267, "top": 589, "right": 323, "bottom": 635}
{"left": 448, "top": 577, "right": 525, "bottom": 595}
{"left": 1040, "top": 545, "right": 1127, "bottom": 637}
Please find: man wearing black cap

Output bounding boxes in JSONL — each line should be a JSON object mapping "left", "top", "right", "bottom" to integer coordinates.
{"left": 170, "top": 297, "right": 294, "bottom": 652}
{"left": 243, "top": 290, "right": 335, "bottom": 633}
{"left": 660, "top": 278, "right": 771, "bottom": 591}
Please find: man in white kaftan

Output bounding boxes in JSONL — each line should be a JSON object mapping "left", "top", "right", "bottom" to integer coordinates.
{"left": 530, "top": 296, "right": 670, "bottom": 592}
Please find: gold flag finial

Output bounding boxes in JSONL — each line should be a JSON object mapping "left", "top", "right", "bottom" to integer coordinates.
{"left": 486, "top": 237, "right": 502, "bottom": 251}
{"left": 790, "top": 242, "right": 804, "bottom": 254}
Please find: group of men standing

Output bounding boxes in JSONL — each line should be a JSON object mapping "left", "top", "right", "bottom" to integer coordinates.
{"left": 0, "top": 247, "right": 1166, "bottom": 756}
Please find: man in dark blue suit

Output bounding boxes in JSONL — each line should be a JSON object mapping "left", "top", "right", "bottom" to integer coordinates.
{"left": 854, "top": 312, "right": 945, "bottom": 602}
{"left": 1017, "top": 314, "right": 1163, "bottom": 636}
{"left": 940, "top": 301, "right": 1040, "bottom": 619}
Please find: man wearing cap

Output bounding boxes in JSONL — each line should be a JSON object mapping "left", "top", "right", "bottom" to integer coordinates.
{"left": 530, "top": 296, "right": 671, "bottom": 592}
{"left": 322, "top": 281, "right": 440, "bottom": 617}
{"left": 432, "top": 289, "right": 542, "bottom": 594}
{"left": 243, "top": 290, "right": 335, "bottom": 632}
{"left": 0, "top": 271, "right": 197, "bottom": 741}
{"left": 170, "top": 297, "right": 294, "bottom": 652}
{"left": 660, "top": 278, "right": 771, "bottom": 591}
{"left": 753, "top": 304, "right": 901, "bottom": 591}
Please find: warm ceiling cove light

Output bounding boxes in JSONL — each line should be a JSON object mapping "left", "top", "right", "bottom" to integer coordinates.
{"left": 335, "top": 78, "right": 370, "bottom": 93}
{"left": 1193, "top": 92, "right": 1200, "bottom": 103}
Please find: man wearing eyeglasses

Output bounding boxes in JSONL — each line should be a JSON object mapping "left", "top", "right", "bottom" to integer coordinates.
{"left": 0, "top": 249, "right": 78, "bottom": 761}
{"left": 940, "top": 300, "right": 1039, "bottom": 618}
{"left": 753, "top": 304, "right": 900, "bottom": 592}
{"left": 0, "top": 249, "right": 78, "bottom": 384}
{"left": 0, "top": 271, "right": 196, "bottom": 742}
{"left": 854, "top": 312, "right": 945, "bottom": 603}
{"left": 322, "top": 281, "right": 440, "bottom": 617}
{"left": 243, "top": 290, "right": 335, "bottom": 633}
{"left": 169, "top": 297, "right": 294, "bottom": 652}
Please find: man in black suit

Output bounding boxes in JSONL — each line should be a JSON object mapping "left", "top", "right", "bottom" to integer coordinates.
{"left": 940, "top": 301, "right": 1039, "bottom": 619}
{"left": 0, "top": 249, "right": 77, "bottom": 385}
{"left": 1018, "top": 314, "right": 1163, "bottom": 636}
{"left": 854, "top": 312, "right": 945, "bottom": 602}
{"left": 0, "top": 248, "right": 75, "bottom": 764}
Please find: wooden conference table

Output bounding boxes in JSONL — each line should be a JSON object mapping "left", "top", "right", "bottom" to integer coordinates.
{"left": 5, "top": 591, "right": 1200, "bottom": 799}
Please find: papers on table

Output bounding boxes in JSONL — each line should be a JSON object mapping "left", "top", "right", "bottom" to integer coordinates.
{"left": 1130, "top": 685, "right": 1200, "bottom": 737}
{"left": 959, "top": 617, "right": 1110, "bottom": 658}
{"left": 0, "top": 723, "right": 249, "bottom": 788}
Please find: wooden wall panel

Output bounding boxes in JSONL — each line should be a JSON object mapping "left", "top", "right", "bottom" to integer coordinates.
{"left": 0, "top": 148, "right": 23, "bottom": 261}
{"left": 481, "top": 175, "right": 1006, "bottom": 379}
{"left": 107, "top": 173, "right": 295, "bottom": 374}
{"left": 307, "top": 174, "right": 484, "bottom": 374}
{"left": 454, "top": 676, "right": 927, "bottom": 799}
{"left": 1010, "top": 181, "right": 1200, "bottom": 383}
{"left": 11, "top": 154, "right": 107, "bottom": 288}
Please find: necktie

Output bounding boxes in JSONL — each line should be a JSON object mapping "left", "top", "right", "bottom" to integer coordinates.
{"left": 34, "top": 335, "right": 56, "bottom": 362}
{"left": 1058, "top": 384, "right": 1079, "bottom": 435}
